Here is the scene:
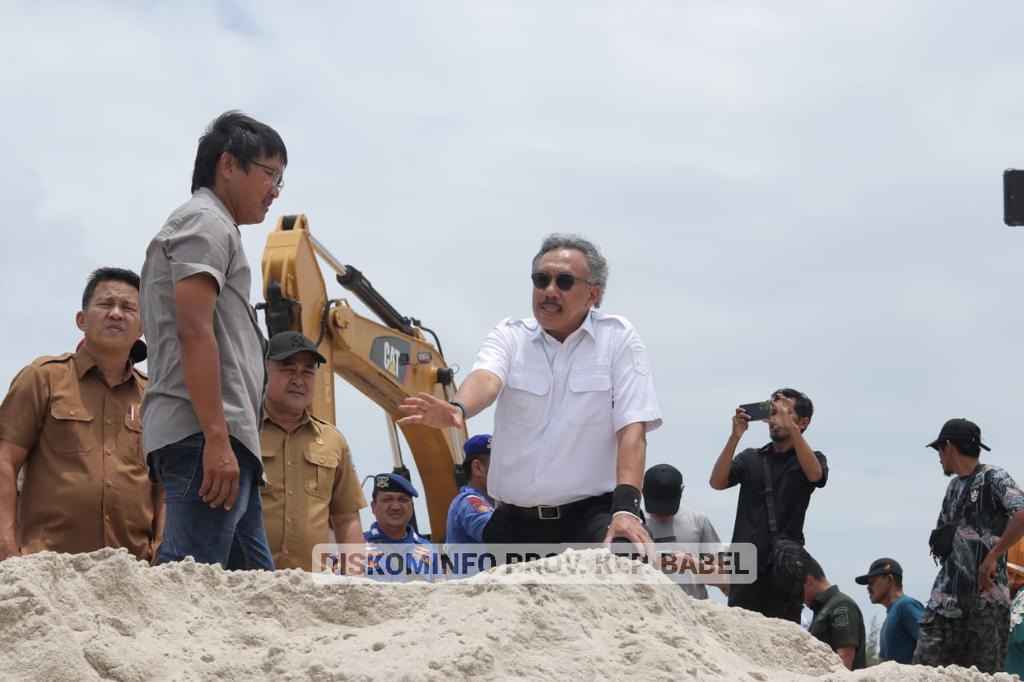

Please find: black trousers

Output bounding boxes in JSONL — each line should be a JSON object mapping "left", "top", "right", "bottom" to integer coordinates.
{"left": 728, "top": 569, "right": 803, "bottom": 623}
{"left": 482, "top": 493, "right": 616, "bottom": 544}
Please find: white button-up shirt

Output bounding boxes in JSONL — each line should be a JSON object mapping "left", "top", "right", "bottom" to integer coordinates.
{"left": 472, "top": 309, "right": 662, "bottom": 507}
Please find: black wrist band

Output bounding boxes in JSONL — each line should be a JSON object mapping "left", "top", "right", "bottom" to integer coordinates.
{"left": 449, "top": 399, "right": 467, "bottom": 419}
{"left": 612, "top": 484, "right": 643, "bottom": 517}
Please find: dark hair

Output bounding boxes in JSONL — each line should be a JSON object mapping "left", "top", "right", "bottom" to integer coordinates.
{"left": 191, "top": 111, "right": 288, "bottom": 193}
{"left": 82, "top": 267, "right": 140, "bottom": 310}
{"left": 802, "top": 549, "right": 826, "bottom": 581}
{"left": 950, "top": 439, "right": 981, "bottom": 458}
{"left": 773, "top": 388, "right": 814, "bottom": 421}
{"left": 532, "top": 234, "right": 609, "bottom": 306}
{"left": 891, "top": 572, "right": 903, "bottom": 589}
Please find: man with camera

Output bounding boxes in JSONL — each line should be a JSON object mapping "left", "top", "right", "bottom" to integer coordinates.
{"left": 709, "top": 389, "right": 828, "bottom": 622}
{"left": 914, "top": 418, "right": 1024, "bottom": 674}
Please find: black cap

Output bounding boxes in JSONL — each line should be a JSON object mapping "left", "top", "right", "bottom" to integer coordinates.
{"left": 129, "top": 339, "right": 147, "bottom": 364}
{"left": 926, "top": 418, "right": 991, "bottom": 452}
{"left": 267, "top": 331, "right": 327, "bottom": 365}
{"left": 855, "top": 557, "right": 903, "bottom": 585}
{"left": 643, "top": 464, "right": 684, "bottom": 515}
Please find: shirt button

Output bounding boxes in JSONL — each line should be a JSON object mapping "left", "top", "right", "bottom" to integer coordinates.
{"left": 105, "top": 419, "right": 112, "bottom": 425}
{"left": 315, "top": 437, "right": 324, "bottom": 445}
{"left": 319, "top": 458, "right": 325, "bottom": 464}
{"left": 105, "top": 481, "right": 112, "bottom": 487}
{"left": 104, "top": 514, "right": 111, "bottom": 522}
{"left": 69, "top": 409, "right": 76, "bottom": 416}
{"left": 286, "top": 461, "right": 292, "bottom": 467}
{"left": 287, "top": 490, "right": 293, "bottom": 496}
{"left": 106, "top": 449, "right": 113, "bottom": 456}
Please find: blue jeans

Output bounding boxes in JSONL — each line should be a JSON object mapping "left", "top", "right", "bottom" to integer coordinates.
{"left": 150, "top": 433, "right": 274, "bottom": 570}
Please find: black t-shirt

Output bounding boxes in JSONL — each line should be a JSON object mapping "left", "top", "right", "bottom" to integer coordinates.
{"left": 728, "top": 443, "right": 829, "bottom": 569}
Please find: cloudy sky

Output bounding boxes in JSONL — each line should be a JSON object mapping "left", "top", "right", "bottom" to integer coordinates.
{"left": 6, "top": 1, "right": 1024, "bottom": 624}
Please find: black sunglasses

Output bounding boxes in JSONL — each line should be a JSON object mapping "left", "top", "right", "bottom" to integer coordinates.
{"left": 531, "top": 271, "right": 593, "bottom": 291}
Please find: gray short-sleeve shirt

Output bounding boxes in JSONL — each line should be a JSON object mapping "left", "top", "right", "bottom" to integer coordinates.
{"left": 140, "top": 188, "right": 266, "bottom": 471}
{"left": 647, "top": 507, "right": 722, "bottom": 599}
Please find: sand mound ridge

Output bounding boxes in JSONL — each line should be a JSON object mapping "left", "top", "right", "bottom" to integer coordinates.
{"left": 0, "top": 548, "right": 1012, "bottom": 681}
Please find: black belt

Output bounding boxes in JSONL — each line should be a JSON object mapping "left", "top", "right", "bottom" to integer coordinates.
{"left": 498, "top": 493, "right": 612, "bottom": 521}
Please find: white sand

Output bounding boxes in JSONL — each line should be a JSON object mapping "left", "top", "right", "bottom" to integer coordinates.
{"left": 0, "top": 548, "right": 1013, "bottom": 681}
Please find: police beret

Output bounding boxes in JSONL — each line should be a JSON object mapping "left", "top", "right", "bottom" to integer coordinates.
{"left": 463, "top": 434, "right": 493, "bottom": 458}
{"left": 373, "top": 472, "right": 418, "bottom": 497}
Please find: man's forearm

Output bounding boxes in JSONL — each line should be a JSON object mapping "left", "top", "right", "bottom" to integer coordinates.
{"left": 615, "top": 423, "right": 647, "bottom": 489}
{"left": 790, "top": 429, "right": 823, "bottom": 483}
{"left": 710, "top": 435, "right": 740, "bottom": 490}
{"left": 178, "top": 326, "right": 230, "bottom": 443}
{"left": 453, "top": 370, "right": 502, "bottom": 419}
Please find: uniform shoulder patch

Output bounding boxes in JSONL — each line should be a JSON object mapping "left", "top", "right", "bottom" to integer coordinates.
{"left": 831, "top": 606, "right": 850, "bottom": 628}
{"left": 629, "top": 340, "right": 649, "bottom": 375}
{"left": 32, "top": 352, "right": 73, "bottom": 367}
{"left": 466, "top": 495, "right": 494, "bottom": 514}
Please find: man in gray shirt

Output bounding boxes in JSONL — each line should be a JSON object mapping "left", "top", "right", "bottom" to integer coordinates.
{"left": 644, "top": 463, "right": 725, "bottom": 599}
{"left": 140, "top": 111, "right": 286, "bottom": 569}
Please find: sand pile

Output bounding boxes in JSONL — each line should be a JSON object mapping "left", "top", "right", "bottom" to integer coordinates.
{"left": 0, "top": 549, "right": 1012, "bottom": 681}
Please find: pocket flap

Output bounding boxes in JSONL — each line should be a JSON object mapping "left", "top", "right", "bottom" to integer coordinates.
{"left": 51, "top": 403, "right": 93, "bottom": 422}
{"left": 124, "top": 414, "right": 143, "bottom": 433}
{"left": 568, "top": 372, "right": 611, "bottom": 393}
{"left": 304, "top": 445, "right": 340, "bottom": 469}
{"left": 507, "top": 369, "right": 550, "bottom": 396}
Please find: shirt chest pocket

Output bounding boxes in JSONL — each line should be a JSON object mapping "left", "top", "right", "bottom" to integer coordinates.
{"left": 48, "top": 402, "right": 94, "bottom": 453}
{"left": 304, "top": 444, "right": 339, "bottom": 500}
{"left": 503, "top": 369, "right": 551, "bottom": 427}
{"left": 122, "top": 414, "right": 144, "bottom": 465}
{"left": 567, "top": 371, "right": 612, "bottom": 426}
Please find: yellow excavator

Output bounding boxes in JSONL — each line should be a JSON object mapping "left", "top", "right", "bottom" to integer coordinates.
{"left": 259, "top": 214, "right": 466, "bottom": 539}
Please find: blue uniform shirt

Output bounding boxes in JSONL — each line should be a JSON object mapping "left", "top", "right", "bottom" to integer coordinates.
{"left": 445, "top": 485, "right": 494, "bottom": 544}
{"left": 880, "top": 594, "right": 924, "bottom": 664}
{"left": 364, "top": 522, "right": 441, "bottom": 582}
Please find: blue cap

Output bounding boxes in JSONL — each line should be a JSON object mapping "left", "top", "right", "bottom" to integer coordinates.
{"left": 463, "top": 434, "right": 493, "bottom": 458}
{"left": 373, "top": 472, "right": 418, "bottom": 497}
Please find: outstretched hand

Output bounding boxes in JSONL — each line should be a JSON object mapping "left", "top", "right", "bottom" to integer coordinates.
{"left": 397, "top": 392, "right": 464, "bottom": 429}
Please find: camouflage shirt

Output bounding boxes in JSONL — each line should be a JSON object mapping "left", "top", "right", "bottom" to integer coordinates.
{"left": 928, "top": 463, "right": 1024, "bottom": 618}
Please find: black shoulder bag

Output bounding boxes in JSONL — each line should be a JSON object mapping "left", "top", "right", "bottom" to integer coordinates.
{"left": 929, "top": 465, "right": 984, "bottom": 564}
{"left": 763, "top": 453, "right": 808, "bottom": 598}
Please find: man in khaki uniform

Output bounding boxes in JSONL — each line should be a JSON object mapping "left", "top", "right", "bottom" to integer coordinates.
{"left": 260, "top": 331, "right": 366, "bottom": 572}
{"left": 0, "top": 267, "right": 162, "bottom": 561}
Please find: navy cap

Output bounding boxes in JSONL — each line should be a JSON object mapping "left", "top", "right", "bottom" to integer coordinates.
{"left": 267, "top": 331, "right": 327, "bottom": 365}
{"left": 855, "top": 557, "right": 903, "bottom": 585}
{"left": 463, "top": 434, "right": 492, "bottom": 460}
{"left": 643, "top": 464, "right": 684, "bottom": 515}
{"left": 373, "top": 472, "right": 418, "bottom": 497}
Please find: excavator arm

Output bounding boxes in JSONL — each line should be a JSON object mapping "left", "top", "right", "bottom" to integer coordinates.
{"left": 260, "top": 214, "right": 465, "bottom": 539}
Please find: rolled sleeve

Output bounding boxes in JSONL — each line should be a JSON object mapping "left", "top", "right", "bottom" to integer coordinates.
{"left": 610, "top": 329, "right": 661, "bottom": 432}
{"left": 163, "top": 210, "right": 231, "bottom": 290}
{"left": 471, "top": 321, "right": 515, "bottom": 386}
{"left": 0, "top": 364, "right": 47, "bottom": 450}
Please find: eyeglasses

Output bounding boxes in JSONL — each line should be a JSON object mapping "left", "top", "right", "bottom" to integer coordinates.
{"left": 531, "top": 271, "right": 593, "bottom": 291}
{"left": 246, "top": 158, "right": 284, "bottom": 190}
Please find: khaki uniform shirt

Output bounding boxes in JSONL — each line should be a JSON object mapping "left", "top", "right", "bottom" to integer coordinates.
{"left": 0, "top": 348, "right": 159, "bottom": 560}
{"left": 260, "top": 411, "right": 366, "bottom": 571}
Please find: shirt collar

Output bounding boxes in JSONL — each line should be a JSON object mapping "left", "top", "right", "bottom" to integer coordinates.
{"left": 194, "top": 187, "right": 238, "bottom": 229}
{"left": 529, "top": 309, "right": 597, "bottom": 342}
{"left": 811, "top": 584, "right": 839, "bottom": 611}
{"left": 74, "top": 345, "right": 137, "bottom": 386}
{"left": 263, "top": 408, "right": 314, "bottom": 432}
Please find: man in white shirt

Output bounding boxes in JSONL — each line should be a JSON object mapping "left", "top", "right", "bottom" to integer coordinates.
{"left": 398, "top": 234, "right": 661, "bottom": 548}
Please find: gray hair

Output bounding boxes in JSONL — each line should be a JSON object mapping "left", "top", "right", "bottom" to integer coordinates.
{"left": 531, "top": 233, "right": 608, "bottom": 306}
